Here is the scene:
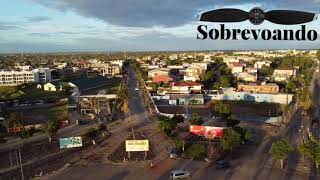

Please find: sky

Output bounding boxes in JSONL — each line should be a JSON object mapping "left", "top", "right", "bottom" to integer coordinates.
{"left": 0, "top": 0, "right": 320, "bottom": 53}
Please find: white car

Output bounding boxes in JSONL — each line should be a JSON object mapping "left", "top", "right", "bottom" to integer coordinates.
{"left": 134, "top": 87, "right": 139, "bottom": 91}
{"left": 170, "top": 170, "right": 191, "bottom": 179}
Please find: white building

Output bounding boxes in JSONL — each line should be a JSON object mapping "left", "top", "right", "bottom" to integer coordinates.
{"left": 254, "top": 61, "right": 271, "bottom": 69}
{"left": 15, "top": 65, "right": 31, "bottom": 71}
{"left": 33, "top": 68, "right": 52, "bottom": 83}
{"left": 0, "top": 70, "right": 37, "bottom": 86}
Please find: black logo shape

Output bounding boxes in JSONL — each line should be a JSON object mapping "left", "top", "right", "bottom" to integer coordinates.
{"left": 198, "top": 8, "right": 318, "bottom": 25}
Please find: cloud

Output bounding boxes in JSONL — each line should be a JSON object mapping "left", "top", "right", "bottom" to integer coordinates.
{"left": 31, "top": 0, "right": 320, "bottom": 27}
{"left": 25, "top": 16, "right": 52, "bottom": 22}
{"left": 0, "top": 21, "right": 22, "bottom": 30}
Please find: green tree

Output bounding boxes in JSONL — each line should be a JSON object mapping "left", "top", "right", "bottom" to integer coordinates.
{"left": 299, "top": 136, "right": 320, "bottom": 169}
{"left": 19, "top": 127, "right": 35, "bottom": 141}
{"left": 226, "top": 119, "right": 240, "bottom": 127}
{"left": 157, "top": 116, "right": 177, "bottom": 135}
{"left": 172, "top": 115, "right": 184, "bottom": 124}
{"left": 98, "top": 123, "right": 108, "bottom": 136}
{"left": 150, "top": 82, "right": 158, "bottom": 91}
{"left": 202, "top": 71, "right": 215, "bottom": 82}
{"left": 219, "top": 76, "right": 231, "bottom": 87}
{"left": 260, "top": 65, "right": 273, "bottom": 77}
{"left": 221, "top": 128, "right": 242, "bottom": 152}
{"left": 86, "top": 128, "right": 99, "bottom": 145}
{"left": 41, "top": 120, "right": 59, "bottom": 143}
{"left": 189, "top": 113, "right": 203, "bottom": 125}
{"left": 185, "top": 144, "right": 206, "bottom": 160}
{"left": 174, "top": 137, "right": 186, "bottom": 152}
{"left": 212, "top": 101, "right": 231, "bottom": 118}
{"left": 4, "top": 112, "right": 23, "bottom": 134}
{"left": 270, "top": 139, "right": 293, "bottom": 168}
{"left": 286, "top": 81, "right": 297, "bottom": 93}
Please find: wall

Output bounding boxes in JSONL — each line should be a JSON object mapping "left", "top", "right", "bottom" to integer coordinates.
{"left": 207, "top": 91, "right": 293, "bottom": 104}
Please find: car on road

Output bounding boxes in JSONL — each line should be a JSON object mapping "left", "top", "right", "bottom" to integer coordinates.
{"left": 216, "top": 159, "right": 230, "bottom": 169}
{"left": 167, "top": 147, "right": 181, "bottom": 159}
{"left": 134, "top": 87, "right": 139, "bottom": 91}
{"left": 170, "top": 170, "right": 191, "bottom": 179}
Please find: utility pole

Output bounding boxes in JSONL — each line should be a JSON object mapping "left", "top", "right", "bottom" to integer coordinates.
{"left": 18, "top": 148, "right": 24, "bottom": 180}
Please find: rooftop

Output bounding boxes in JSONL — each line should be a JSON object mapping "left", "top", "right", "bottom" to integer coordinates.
{"left": 173, "top": 81, "right": 203, "bottom": 87}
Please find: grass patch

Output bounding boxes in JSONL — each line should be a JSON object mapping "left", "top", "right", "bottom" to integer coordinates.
{"left": 0, "top": 83, "right": 65, "bottom": 101}
{"left": 185, "top": 143, "right": 207, "bottom": 160}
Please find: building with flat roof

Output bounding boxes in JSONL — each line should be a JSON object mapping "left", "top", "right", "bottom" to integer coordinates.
{"left": 238, "top": 83, "right": 279, "bottom": 94}
{"left": 0, "top": 70, "right": 38, "bottom": 86}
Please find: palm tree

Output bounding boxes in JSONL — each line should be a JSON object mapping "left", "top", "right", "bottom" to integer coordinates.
{"left": 4, "top": 112, "right": 23, "bottom": 134}
{"left": 117, "top": 85, "right": 135, "bottom": 139}
{"left": 41, "top": 120, "right": 59, "bottom": 143}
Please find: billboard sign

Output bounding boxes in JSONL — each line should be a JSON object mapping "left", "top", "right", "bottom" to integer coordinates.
{"left": 125, "top": 140, "right": 149, "bottom": 152}
{"left": 189, "top": 125, "right": 225, "bottom": 138}
{"left": 59, "top": 137, "right": 83, "bottom": 149}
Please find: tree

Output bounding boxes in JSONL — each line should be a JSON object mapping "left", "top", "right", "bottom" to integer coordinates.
{"left": 233, "top": 126, "right": 253, "bottom": 142}
{"left": 4, "top": 112, "right": 23, "bottom": 134}
{"left": 269, "top": 139, "right": 293, "bottom": 168}
{"left": 98, "top": 123, "right": 108, "bottom": 136}
{"left": 219, "top": 76, "right": 231, "bottom": 87}
{"left": 86, "top": 128, "right": 99, "bottom": 145}
{"left": 212, "top": 101, "right": 231, "bottom": 119}
{"left": 226, "top": 119, "right": 240, "bottom": 127}
{"left": 171, "top": 115, "right": 184, "bottom": 124}
{"left": 260, "top": 65, "right": 273, "bottom": 77}
{"left": 117, "top": 85, "right": 129, "bottom": 114}
{"left": 157, "top": 116, "right": 177, "bottom": 135}
{"left": 299, "top": 136, "right": 320, "bottom": 169}
{"left": 150, "top": 82, "right": 158, "bottom": 91}
{"left": 19, "top": 127, "right": 35, "bottom": 141}
{"left": 185, "top": 144, "right": 206, "bottom": 160}
{"left": 174, "top": 137, "right": 186, "bottom": 152}
{"left": 221, "top": 128, "right": 242, "bottom": 152}
{"left": 286, "top": 81, "right": 297, "bottom": 93}
{"left": 202, "top": 71, "right": 215, "bottom": 82}
{"left": 41, "top": 120, "right": 59, "bottom": 143}
{"left": 189, "top": 113, "right": 203, "bottom": 125}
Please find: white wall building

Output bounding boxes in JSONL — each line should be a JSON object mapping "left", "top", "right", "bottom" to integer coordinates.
{"left": 0, "top": 70, "right": 37, "bottom": 86}
{"left": 33, "top": 68, "right": 52, "bottom": 83}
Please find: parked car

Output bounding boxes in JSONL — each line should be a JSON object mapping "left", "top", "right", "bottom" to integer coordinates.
{"left": 168, "top": 147, "right": 181, "bottom": 159}
{"left": 216, "top": 159, "right": 230, "bottom": 169}
{"left": 170, "top": 170, "right": 191, "bottom": 179}
{"left": 76, "top": 119, "right": 89, "bottom": 125}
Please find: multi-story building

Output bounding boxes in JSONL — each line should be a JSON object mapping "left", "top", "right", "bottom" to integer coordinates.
{"left": 15, "top": 65, "right": 31, "bottom": 71}
{"left": 273, "top": 66, "right": 297, "bottom": 81}
{"left": 91, "top": 63, "right": 121, "bottom": 76}
{"left": 148, "top": 68, "right": 169, "bottom": 78}
{"left": 0, "top": 70, "right": 37, "bottom": 86}
{"left": 33, "top": 68, "right": 52, "bottom": 83}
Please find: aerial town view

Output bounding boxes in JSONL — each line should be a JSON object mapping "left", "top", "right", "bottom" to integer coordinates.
{"left": 0, "top": 1, "right": 320, "bottom": 180}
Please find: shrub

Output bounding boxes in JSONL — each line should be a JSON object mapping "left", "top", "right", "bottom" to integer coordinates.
{"left": 185, "top": 144, "right": 206, "bottom": 160}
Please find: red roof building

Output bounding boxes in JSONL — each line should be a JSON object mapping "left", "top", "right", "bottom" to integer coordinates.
{"left": 152, "top": 75, "right": 173, "bottom": 83}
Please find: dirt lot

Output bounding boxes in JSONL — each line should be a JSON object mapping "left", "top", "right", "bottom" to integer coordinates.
{"left": 108, "top": 131, "right": 154, "bottom": 162}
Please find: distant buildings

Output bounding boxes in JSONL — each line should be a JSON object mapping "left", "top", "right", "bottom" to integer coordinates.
{"left": 148, "top": 69, "right": 169, "bottom": 78}
{"left": 169, "top": 94, "right": 204, "bottom": 105}
{"left": 0, "top": 68, "right": 52, "bottom": 86}
{"left": 254, "top": 60, "right": 271, "bottom": 69}
{"left": 238, "top": 83, "right": 279, "bottom": 94}
{"left": 229, "top": 62, "right": 246, "bottom": 74}
{"left": 273, "top": 66, "right": 297, "bottom": 81}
